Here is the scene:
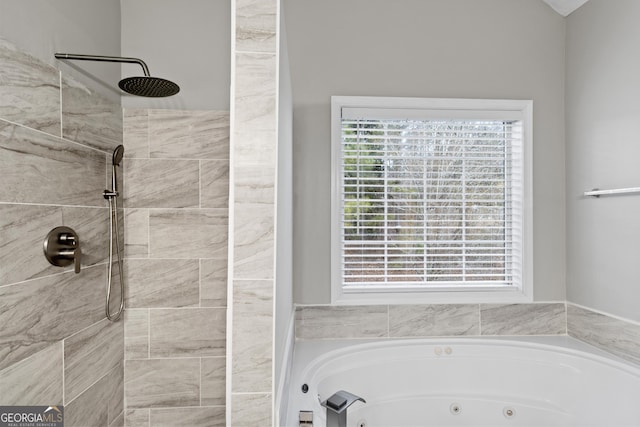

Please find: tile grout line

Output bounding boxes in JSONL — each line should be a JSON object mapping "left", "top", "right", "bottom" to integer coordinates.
{"left": 58, "top": 71, "right": 63, "bottom": 139}
{"left": 147, "top": 308, "right": 151, "bottom": 360}
{"left": 61, "top": 341, "right": 65, "bottom": 406}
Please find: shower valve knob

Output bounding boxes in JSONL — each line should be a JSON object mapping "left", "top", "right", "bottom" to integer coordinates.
{"left": 58, "top": 248, "right": 82, "bottom": 274}
{"left": 43, "top": 226, "right": 81, "bottom": 274}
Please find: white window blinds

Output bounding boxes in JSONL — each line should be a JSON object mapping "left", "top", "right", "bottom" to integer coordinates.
{"left": 338, "top": 106, "right": 526, "bottom": 292}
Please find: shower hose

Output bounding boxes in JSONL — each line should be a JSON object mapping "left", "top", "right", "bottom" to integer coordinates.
{"left": 106, "top": 194, "right": 125, "bottom": 321}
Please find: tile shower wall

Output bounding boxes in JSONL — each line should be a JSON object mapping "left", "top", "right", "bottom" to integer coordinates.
{"left": 0, "top": 38, "right": 124, "bottom": 426}
{"left": 122, "top": 109, "right": 229, "bottom": 427}
{"left": 231, "top": 0, "right": 280, "bottom": 425}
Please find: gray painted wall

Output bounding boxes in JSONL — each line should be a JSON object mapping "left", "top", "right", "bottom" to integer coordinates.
{"left": 284, "top": 0, "right": 567, "bottom": 304}
{"left": 0, "top": 0, "right": 121, "bottom": 101}
{"left": 121, "top": 0, "right": 231, "bottom": 111}
{"left": 0, "top": 0, "right": 230, "bottom": 109}
{"left": 0, "top": 0, "right": 230, "bottom": 110}
{"left": 566, "top": 0, "right": 640, "bottom": 322}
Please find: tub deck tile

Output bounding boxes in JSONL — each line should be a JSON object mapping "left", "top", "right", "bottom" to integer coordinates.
{"left": 389, "top": 304, "right": 479, "bottom": 337}
{"left": 480, "top": 303, "right": 566, "bottom": 336}
{"left": 568, "top": 304, "right": 640, "bottom": 365}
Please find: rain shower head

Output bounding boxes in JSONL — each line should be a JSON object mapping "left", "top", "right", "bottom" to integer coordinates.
{"left": 119, "top": 76, "right": 180, "bottom": 97}
{"left": 54, "top": 53, "right": 180, "bottom": 98}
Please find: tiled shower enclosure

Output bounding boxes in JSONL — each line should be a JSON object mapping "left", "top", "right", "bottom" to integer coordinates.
{"left": 0, "top": 39, "right": 231, "bottom": 427}
{"left": 0, "top": 38, "right": 125, "bottom": 426}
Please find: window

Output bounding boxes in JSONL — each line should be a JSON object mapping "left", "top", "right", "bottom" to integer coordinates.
{"left": 331, "top": 96, "right": 533, "bottom": 304}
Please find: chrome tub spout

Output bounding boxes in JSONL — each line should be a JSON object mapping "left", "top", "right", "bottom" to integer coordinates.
{"left": 320, "top": 390, "right": 366, "bottom": 427}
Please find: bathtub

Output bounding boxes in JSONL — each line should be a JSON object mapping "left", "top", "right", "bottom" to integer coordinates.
{"left": 284, "top": 336, "right": 640, "bottom": 426}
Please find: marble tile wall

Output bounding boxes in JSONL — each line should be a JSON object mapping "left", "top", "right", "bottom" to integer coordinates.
{"left": 567, "top": 304, "right": 640, "bottom": 365}
{"left": 122, "top": 108, "right": 229, "bottom": 427}
{"left": 231, "top": 0, "right": 280, "bottom": 425}
{"left": 0, "top": 37, "right": 124, "bottom": 426}
{"left": 297, "top": 303, "right": 640, "bottom": 367}
{"left": 295, "top": 303, "right": 568, "bottom": 340}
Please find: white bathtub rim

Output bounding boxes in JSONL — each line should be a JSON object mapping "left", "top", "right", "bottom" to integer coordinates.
{"left": 294, "top": 335, "right": 640, "bottom": 385}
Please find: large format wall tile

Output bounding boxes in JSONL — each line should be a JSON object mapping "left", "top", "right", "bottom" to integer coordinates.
{"left": 64, "top": 318, "right": 124, "bottom": 403}
{"left": 150, "top": 407, "right": 225, "bottom": 427}
{"left": 61, "top": 74, "right": 122, "bottom": 151}
{"left": 201, "top": 357, "right": 226, "bottom": 406}
{"left": 124, "top": 159, "right": 200, "bottom": 208}
{"left": 0, "top": 342, "right": 63, "bottom": 405}
{"left": 200, "top": 160, "right": 230, "bottom": 208}
{"left": 109, "top": 367, "right": 125, "bottom": 426}
{"left": 234, "top": 165, "right": 274, "bottom": 205}
{"left": 231, "top": 393, "right": 271, "bottom": 426}
{"left": 233, "top": 203, "right": 275, "bottom": 279}
{"left": 125, "top": 309, "right": 149, "bottom": 360}
{"left": 149, "top": 308, "right": 226, "bottom": 358}
{"left": 125, "top": 409, "right": 149, "bottom": 427}
{"left": 232, "top": 280, "right": 273, "bottom": 393}
{"left": 480, "top": 303, "right": 566, "bottom": 335}
{"left": 235, "top": 54, "right": 277, "bottom": 132}
{"left": 110, "top": 412, "right": 125, "bottom": 427}
{"left": 149, "top": 209, "right": 227, "bottom": 259}
{"left": 148, "top": 110, "right": 230, "bottom": 160}
{"left": 236, "top": 0, "right": 277, "bottom": 53}
{"left": 0, "top": 265, "right": 105, "bottom": 371}
{"left": 62, "top": 206, "right": 110, "bottom": 267}
{"left": 125, "top": 358, "right": 200, "bottom": 408}
{"left": 0, "top": 121, "right": 106, "bottom": 206}
{"left": 234, "top": 129, "right": 277, "bottom": 166}
{"left": 295, "top": 305, "right": 389, "bottom": 340}
{"left": 65, "top": 363, "right": 123, "bottom": 427}
{"left": 200, "top": 258, "right": 227, "bottom": 307}
{"left": 126, "top": 259, "right": 199, "bottom": 308}
{"left": 124, "top": 109, "right": 149, "bottom": 159}
{"left": 389, "top": 304, "right": 479, "bottom": 337}
{"left": 0, "top": 204, "right": 63, "bottom": 285}
{"left": 0, "top": 38, "right": 61, "bottom": 135}
{"left": 568, "top": 304, "right": 640, "bottom": 364}
{"left": 124, "top": 208, "right": 149, "bottom": 258}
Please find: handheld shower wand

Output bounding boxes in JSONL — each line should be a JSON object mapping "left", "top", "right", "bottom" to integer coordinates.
{"left": 104, "top": 145, "right": 125, "bottom": 322}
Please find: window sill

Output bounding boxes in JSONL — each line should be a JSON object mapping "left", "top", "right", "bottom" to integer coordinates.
{"left": 332, "top": 286, "right": 533, "bottom": 305}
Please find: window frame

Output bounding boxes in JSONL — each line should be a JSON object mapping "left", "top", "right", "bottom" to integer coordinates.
{"left": 331, "top": 96, "right": 534, "bottom": 305}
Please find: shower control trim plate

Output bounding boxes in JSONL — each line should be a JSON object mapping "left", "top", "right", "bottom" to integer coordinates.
{"left": 44, "top": 226, "right": 81, "bottom": 274}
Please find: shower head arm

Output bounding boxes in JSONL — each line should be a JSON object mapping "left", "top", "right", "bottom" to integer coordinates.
{"left": 54, "top": 53, "right": 150, "bottom": 77}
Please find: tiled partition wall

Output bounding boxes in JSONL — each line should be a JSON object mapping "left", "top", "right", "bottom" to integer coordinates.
{"left": 122, "top": 109, "right": 229, "bottom": 427}
{"left": 0, "top": 38, "right": 124, "bottom": 425}
{"left": 230, "top": 0, "right": 280, "bottom": 424}
{"left": 296, "top": 303, "right": 640, "bottom": 365}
